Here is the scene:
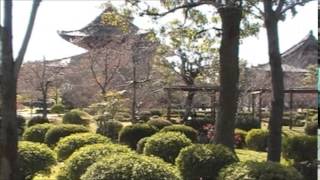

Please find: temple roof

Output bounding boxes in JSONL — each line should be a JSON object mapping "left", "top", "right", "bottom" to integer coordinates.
{"left": 254, "top": 31, "right": 317, "bottom": 72}
{"left": 57, "top": 7, "right": 139, "bottom": 50}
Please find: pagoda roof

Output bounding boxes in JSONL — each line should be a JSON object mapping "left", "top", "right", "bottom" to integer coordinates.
{"left": 57, "top": 7, "right": 139, "bottom": 50}
{"left": 254, "top": 31, "right": 317, "bottom": 72}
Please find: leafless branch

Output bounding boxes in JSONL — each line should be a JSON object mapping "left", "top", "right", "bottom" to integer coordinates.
{"left": 279, "top": 0, "right": 314, "bottom": 15}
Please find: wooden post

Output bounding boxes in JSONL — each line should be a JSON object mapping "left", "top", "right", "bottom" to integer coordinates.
{"left": 258, "top": 92, "right": 262, "bottom": 127}
{"left": 251, "top": 93, "right": 255, "bottom": 120}
{"left": 167, "top": 89, "right": 172, "bottom": 121}
{"left": 289, "top": 91, "right": 293, "bottom": 129}
{"left": 211, "top": 91, "right": 216, "bottom": 122}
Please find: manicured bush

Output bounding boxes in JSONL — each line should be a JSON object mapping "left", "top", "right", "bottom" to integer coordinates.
{"left": 23, "top": 123, "right": 55, "bottom": 143}
{"left": 282, "top": 135, "right": 317, "bottom": 162}
{"left": 51, "top": 104, "right": 65, "bottom": 113}
{"left": 235, "top": 113, "right": 260, "bottom": 131}
{"left": 176, "top": 144, "right": 238, "bottom": 180}
{"left": 18, "top": 141, "right": 56, "bottom": 180}
{"left": 118, "top": 123, "right": 157, "bottom": 149}
{"left": 245, "top": 129, "right": 268, "bottom": 151}
{"left": 138, "top": 111, "right": 152, "bottom": 121}
{"left": 57, "top": 143, "right": 132, "bottom": 180}
{"left": 234, "top": 129, "right": 247, "bottom": 148}
{"left": 55, "top": 133, "right": 111, "bottom": 161}
{"left": 293, "top": 160, "right": 317, "bottom": 180}
{"left": 27, "top": 116, "right": 49, "bottom": 127}
{"left": 150, "top": 109, "right": 163, "bottom": 116}
{"left": 144, "top": 132, "right": 192, "bottom": 164}
{"left": 160, "top": 124, "right": 198, "bottom": 142}
{"left": 304, "top": 121, "right": 317, "bottom": 135}
{"left": 218, "top": 161, "right": 303, "bottom": 180}
{"left": 17, "top": 115, "right": 26, "bottom": 136}
{"left": 96, "top": 120, "right": 123, "bottom": 141}
{"left": 44, "top": 124, "right": 89, "bottom": 146}
{"left": 136, "top": 137, "right": 149, "bottom": 154}
{"left": 81, "top": 153, "right": 181, "bottom": 180}
{"left": 63, "top": 110, "right": 90, "bottom": 126}
{"left": 147, "top": 119, "right": 173, "bottom": 130}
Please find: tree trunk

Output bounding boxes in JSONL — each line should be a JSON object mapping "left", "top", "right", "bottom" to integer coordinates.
{"left": 0, "top": 1, "right": 19, "bottom": 178}
{"left": 264, "top": 2, "right": 284, "bottom": 162}
{"left": 183, "top": 91, "right": 195, "bottom": 121}
{"left": 213, "top": 7, "right": 241, "bottom": 149}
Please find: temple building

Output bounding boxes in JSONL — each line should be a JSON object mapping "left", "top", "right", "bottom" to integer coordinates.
{"left": 55, "top": 8, "right": 159, "bottom": 108}
{"left": 249, "top": 31, "right": 318, "bottom": 109}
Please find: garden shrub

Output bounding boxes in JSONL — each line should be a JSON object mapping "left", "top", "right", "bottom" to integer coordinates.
{"left": 144, "top": 132, "right": 192, "bottom": 164}
{"left": 176, "top": 144, "right": 238, "bottom": 180}
{"left": 118, "top": 123, "right": 157, "bottom": 149}
{"left": 17, "top": 115, "right": 26, "bottom": 136}
{"left": 282, "top": 135, "right": 316, "bottom": 162}
{"left": 44, "top": 124, "right": 89, "bottom": 146}
{"left": 57, "top": 143, "right": 132, "bottom": 180}
{"left": 218, "top": 161, "right": 303, "bottom": 180}
{"left": 96, "top": 119, "right": 123, "bottom": 141}
{"left": 136, "top": 137, "right": 149, "bottom": 154}
{"left": 304, "top": 121, "right": 317, "bottom": 135}
{"left": 62, "top": 110, "right": 90, "bottom": 126}
{"left": 23, "top": 123, "right": 55, "bottom": 143}
{"left": 185, "top": 119, "right": 214, "bottom": 132}
{"left": 150, "top": 109, "right": 163, "bottom": 116}
{"left": 160, "top": 124, "right": 198, "bottom": 142}
{"left": 18, "top": 141, "right": 56, "bottom": 180}
{"left": 245, "top": 129, "right": 268, "bottom": 151}
{"left": 234, "top": 129, "right": 247, "bottom": 148}
{"left": 293, "top": 160, "right": 317, "bottom": 180}
{"left": 235, "top": 113, "right": 260, "bottom": 131}
{"left": 147, "top": 119, "right": 173, "bottom": 130}
{"left": 55, "top": 133, "right": 111, "bottom": 161}
{"left": 51, "top": 104, "right": 65, "bottom": 113}
{"left": 27, "top": 116, "right": 49, "bottom": 127}
{"left": 81, "top": 153, "right": 180, "bottom": 180}
{"left": 138, "top": 111, "right": 152, "bottom": 121}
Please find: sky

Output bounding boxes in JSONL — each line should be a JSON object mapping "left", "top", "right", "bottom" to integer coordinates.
{"left": 1, "top": 0, "right": 318, "bottom": 66}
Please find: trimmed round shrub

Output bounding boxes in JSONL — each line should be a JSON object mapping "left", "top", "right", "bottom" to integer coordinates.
{"left": 18, "top": 141, "right": 56, "bottom": 180}
{"left": 55, "top": 133, "right": 111, "bottom": 161}
{"left": 144, "top": 132, "right": 192, "bottom": 164}
{"left": 218, "top": 161, "right": 303, "bottom": 180}
{"left": 147, "top": 119, "right": 173, "bottom": 130}
{"left": 81, "top": 153, "right": 180, "bottom": 180}
{"left": 160, "top": 124, "right": 198, "bottom": 142}
{"left": 51, "top": 104, "right": 65, "bottom": 114}
{"left": 63, "top": 111, "right": 90, "bottom": 126}
{"left": 282, "top": 135, "right": 317, "bottom": 162}
{"left": 245, "top": 129, "right": 268, "bottom": 151}
{"left": 176, "top": 144, "right": 238, "bottom": 180}
{"left": 138, "top": 111, "right": 152, "bottom": 121}
{"left": 96, "top": 120, "right": 123, "bottom": 141}
{"left": 44, "top": 124, "right": 89, "bottom": 146}
{"left": 57, "top": 143, "right": 132, "bottom": 180}
{"left": 234, "top": 129, "right": 247, "bottom": 148}
{"left": 23, "top": 123, "right": 55, "bottom": 143}
{"left": 118, "top": 123, "right": 157, "bottom": 149}
{"left": 235, "top": 113, "right": 260, "bottom": 131}
{"left": 136, "top": 137, "right": 149, "bottom": 154}
{"left": 304, "top": 121, "right": 317, "bottom": 135}
{"left": 17, "top": 115, "right": 26, "bottom": 136}
{"left": 27, "top": 116, "right": 49, "bottom": 127}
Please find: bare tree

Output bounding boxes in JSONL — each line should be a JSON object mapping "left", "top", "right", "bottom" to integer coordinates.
{"left": 88, "top": 48, "right": 121, "bottom": 96}
{"left": 0, "top": 0, "right": 41, "bottom": 178}
{"left": 19, "top": 59, "right": 63, "bottom": 119}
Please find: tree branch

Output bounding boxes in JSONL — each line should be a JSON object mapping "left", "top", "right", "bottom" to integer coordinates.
{"left": 279, "top": 0, "right": 314, "bottom": 15}
{"left": 143, "top": 1, "right": 211, "bottom": 17}
{"left": 14, "top": 0, "right": 41, "bottom": 78}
